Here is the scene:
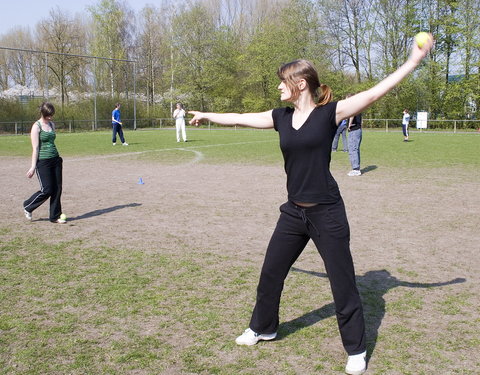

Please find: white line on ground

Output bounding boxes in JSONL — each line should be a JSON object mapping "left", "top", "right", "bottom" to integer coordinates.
{"left": 176, "top": 148, "right": 204, "bottom": 165}
{"left": 66, "top": 139, "right": 275, "bottom": 163}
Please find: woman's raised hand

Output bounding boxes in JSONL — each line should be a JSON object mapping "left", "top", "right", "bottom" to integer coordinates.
{"left": 410, "top": 32, "right": 434, "bottom": 66}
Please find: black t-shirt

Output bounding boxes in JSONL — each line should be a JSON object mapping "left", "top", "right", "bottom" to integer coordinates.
{"left": 349, "top": 113, "right": 362, "bottom": 131}
{"left": 272, "top": 102, "right": 341, "bottom": 204}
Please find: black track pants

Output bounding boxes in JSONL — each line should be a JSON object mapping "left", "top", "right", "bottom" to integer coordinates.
{"left": 23, "top": 156, "right": 63, "bottom": 221}
{"left": 249, "top": 199, "right": 366, "bottom": 355}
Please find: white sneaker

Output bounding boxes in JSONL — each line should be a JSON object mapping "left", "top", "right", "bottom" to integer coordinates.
{"left": 347, "top": 170, "right": 362, "bottom": 177}
{"left": 235, "top": 328, "right": 277, "bottom": 346}
{"left": 345, "top": 351, "right": 366, "bottom": 375}
{"left": 122, "top": 142, "right": 129, "bottom": 146}
{"left": 24, "top": 209, "right": 32, "bottom": 221}
{"left": 113, "top": 143, "right": 116, "bottom": 146}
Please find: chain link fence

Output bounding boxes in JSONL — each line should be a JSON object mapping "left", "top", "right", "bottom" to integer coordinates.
{"left": 2, "top": 117, "right": 479, "bottom": 135}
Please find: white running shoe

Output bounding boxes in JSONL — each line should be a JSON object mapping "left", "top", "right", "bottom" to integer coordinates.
{"left": 345, "top": 351, "right": 367, "bottom": 375}
{"left": 122, "top": 142, "right": 129, "bottom": 146}
{"left": 347, "top": 169, "right": 362, "bottom": 177}
{"left": 113, "top": 143, "right": 116, "bottom": 146}
{"left": 24, "top": 209, "right": 32, "bottom": 221}
{"left": 235, "top": 328, "right": 277, "bottom": 346}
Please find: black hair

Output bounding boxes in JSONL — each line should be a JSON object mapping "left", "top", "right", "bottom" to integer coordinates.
{"left": 40, "top": 102, "right": 55, "bottom": 117}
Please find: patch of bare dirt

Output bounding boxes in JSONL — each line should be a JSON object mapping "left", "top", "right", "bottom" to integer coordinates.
{"left": 2, "top": 154, "right": 479, "bottom": 373}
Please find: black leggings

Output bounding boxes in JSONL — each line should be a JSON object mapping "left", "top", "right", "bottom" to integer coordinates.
{"left": 249, "top": 199, "right": 366, "bottom": 355}
{"left": 23, "top": 156, "right": 63, "bottom": 222}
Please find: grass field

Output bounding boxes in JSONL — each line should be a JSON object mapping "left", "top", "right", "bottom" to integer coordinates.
{"left": 1, "top": 128, "right": 479, "bottom": 375}
{"left": 2, "top": 128, "right": 479, "bottom": 168}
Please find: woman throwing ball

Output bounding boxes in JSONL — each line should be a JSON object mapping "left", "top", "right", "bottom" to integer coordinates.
{"left": 23, "top": 102, "right": 66, "bottom": 224}
{"left": 189, "top": 34, "right": 433, "bottom": 375}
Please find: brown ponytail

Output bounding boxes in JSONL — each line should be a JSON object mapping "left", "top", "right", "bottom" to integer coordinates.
{"left": 316, "top": 84, "right": 332, "bottom": 106}
{"left": 277, "top": 59, "right": 334, "bottom": 106}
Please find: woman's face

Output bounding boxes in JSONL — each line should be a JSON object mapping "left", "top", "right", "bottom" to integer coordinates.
{"left": 278, "top": 81, "right": 292, "bottom": 101}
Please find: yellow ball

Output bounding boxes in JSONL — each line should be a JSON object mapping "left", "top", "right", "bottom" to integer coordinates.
{"left": 415, "top": 32, "right": 430, "bottom": 48}
{"left": 60, "top": 213, "right": 67, "bottom": 220}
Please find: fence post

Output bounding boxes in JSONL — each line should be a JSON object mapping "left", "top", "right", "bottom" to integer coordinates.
{"left": 69, "top": 120, "right": 72, "bottom": 133}
{"left": 15, "top": 122, "right": 18, "bottom": 135}
{"left": 386, "top": 119, "right": 389, "bottom": 132}
{"left": 454, "top": 120, "right": 456, "bottom": 133}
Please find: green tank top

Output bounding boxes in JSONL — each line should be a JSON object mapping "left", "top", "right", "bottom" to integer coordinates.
{"left": 37, "top": 121, "right": 59, "bottom": 160}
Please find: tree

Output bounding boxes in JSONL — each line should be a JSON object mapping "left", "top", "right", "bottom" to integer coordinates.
{"left": 36, "top": 7, "right": 88, "bottom": 108}
{"left": 136, "top": 4, "right": 170, "bottom": 115}
{"left": 319, "top": 0, "right": 378, "bottom": 83}
{"left": 88, "top": 0, "right": 133, "bottom": 97}
{"left": 241, "top": 0, "right": 327, "bottom": 111}
{"left": 455, "top": 0, "right": 480, "bottom": 119}
{"left": 170, "top": 3, "right": 217, "bottom": 111}
{"left": 0, "top": 28, "right": 36, "bottom": 90}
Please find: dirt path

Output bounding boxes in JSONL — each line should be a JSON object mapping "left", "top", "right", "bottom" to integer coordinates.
{"left": 2, "top": 154, "right": 479, "bottom": 373}
{"left": 5, "top": 156, "right": 478, "bottom": 278}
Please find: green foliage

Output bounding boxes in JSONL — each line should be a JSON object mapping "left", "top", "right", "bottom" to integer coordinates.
{"left": 0, "top": 96, "right": 139, "bottom": 133}
{"left": 1, "top": 0, "right": 479, "bottom": 120}
{"left": 204, "top": 27, "right": 245, "bottom": 113}
{"left": 171, "top": 4, "right": 217, "bottom": 111}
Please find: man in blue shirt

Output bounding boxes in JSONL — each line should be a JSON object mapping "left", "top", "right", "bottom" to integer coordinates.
{"left": 111, "top": 103, "right": 128, "bottom": 146}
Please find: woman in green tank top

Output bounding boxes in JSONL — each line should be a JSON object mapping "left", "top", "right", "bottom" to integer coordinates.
{"left": 23, "top": 102, "right": 66, "bottom": 224}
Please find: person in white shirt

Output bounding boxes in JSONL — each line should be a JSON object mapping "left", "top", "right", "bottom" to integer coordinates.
{"left": 173, "top": 103, "right": 187, "bottom": 142}
{"left": 402, "top": 109, "right": 410, "bottom": 142}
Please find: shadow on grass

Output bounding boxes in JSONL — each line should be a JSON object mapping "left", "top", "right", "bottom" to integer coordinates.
{"left": 68, "top": 202, "right": 142, "bottom": 221}
{"left": 279, "top": 268, "right": 465, "bottom": 359}
{"left": 361, "top": 165, "right": 378, "bottom": 174}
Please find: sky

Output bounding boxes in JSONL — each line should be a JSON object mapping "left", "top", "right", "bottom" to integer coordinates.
{"left": 0, "top": 0, "right": 155, "bottom": 36}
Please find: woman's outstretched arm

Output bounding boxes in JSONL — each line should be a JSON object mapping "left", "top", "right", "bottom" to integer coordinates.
{"left": 189, "top": 110, "right": 274, "bottom": 129}
{"left": 336, "top": 34, "right": 434, "bottom": 124}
